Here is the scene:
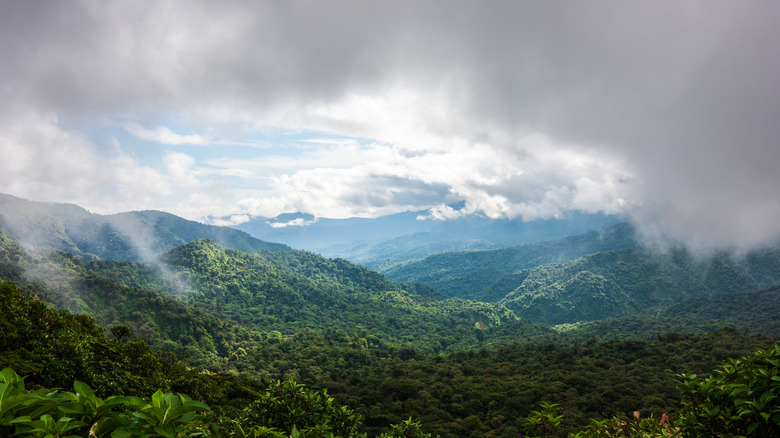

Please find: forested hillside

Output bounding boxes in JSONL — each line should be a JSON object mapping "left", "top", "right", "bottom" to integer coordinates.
{"left": 3, "top": 279, "right": 779, "bottom": 437}
{"left": 498, "top": 245, "right": 780, "bottom": 324}
{"left": 3, "top": 196, "right": 780, "bottom": 437}
{"left": 381, "top": 223, "right": 637, "bottom": 300}
{"left": 550, "top": 284, "right": 780, "bottom": 343}
{"left": 0, "top": 230, "right": 541, "bottom": 371}
{"left": 382, "top": 224, "right": 780, "bottom": 325}
{"left": 0, "top": 193, "right": 289, "bottom": 261}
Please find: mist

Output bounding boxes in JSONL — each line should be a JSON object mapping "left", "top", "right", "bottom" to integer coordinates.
{"left": 1, "top": 1, "right": 779, "bottom": 250}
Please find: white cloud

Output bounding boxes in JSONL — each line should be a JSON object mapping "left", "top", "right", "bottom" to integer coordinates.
{"left": 210, "top": 214, "right": 251, "bottom": 227}
{"left": 211, "top": 132, "right": 634, "bottom": 221}
{"left": 122, "top": 121, "right": 209, "bottom": 145}
{"left": 0, "top": 110, "right": 208, "bottom": 216}
{"left": 268, "top": 217, "right": 317, "bottom": 228}
{"left": 2, "top": 1, "right": 780, "bottom": 248}
{"left": 0, "top": 110, "right": 112, "bottom": 206}
{"left": 419, "top": 204, "right": 464, "bottom": 221}
{"left": 163, "top": 152, "right": 198, "bottom": 186}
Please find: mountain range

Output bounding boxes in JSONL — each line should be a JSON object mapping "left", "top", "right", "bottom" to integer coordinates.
{"left": 2, "top": 192, "right": 778, "bottom": 337}
{"left": 2, "top": 192, "right": 780, "bottom": 436}
{"left": 378, "top": 224, "right": 780, "bottom": 324}
{"left": 0, "top": 192, "right": 290, "bottom": 261}
{"left": 230, "top": 207, "right": 622, "bottom": 268}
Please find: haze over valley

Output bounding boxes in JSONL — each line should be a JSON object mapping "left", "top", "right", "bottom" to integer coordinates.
{"left": 2, "top": 2, "right": 780, "bottom": 437}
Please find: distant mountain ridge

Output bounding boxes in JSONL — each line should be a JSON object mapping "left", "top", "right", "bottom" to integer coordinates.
{"left": 498, "top": 245, "right": 780, "bottom": 323}
{"left": 382, "top": 222, "right": 638, "bottom": 299}
{"left": 3, "top": 192, "right": 779, "bottom": 341}
{"left": 381, "top": 223, "right": 780, "bottom": 325}
{"left": 0, "top": 193, "right": 290, "bottom": 261}
{"left": 231, "top": 208, "right": 623, "bottom": 265}
{"left": 1, "top": 191, "right": 779, "bottom": 381}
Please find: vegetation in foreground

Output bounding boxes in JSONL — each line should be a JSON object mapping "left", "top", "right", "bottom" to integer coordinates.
{"left": 3, "top": 280, "right": 780, "bottom": 437}
{"left": 2, "top": 202, "right": 780, "bottom": 437}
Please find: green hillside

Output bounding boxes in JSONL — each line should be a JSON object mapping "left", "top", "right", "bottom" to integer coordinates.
{"left": 499, "top": 246, "right": 780, "bottom": 324}
{"left": 3, "top": 196, "right": 780, "bottom": 436}
{"left": 0, "top": 231, "right": 550, "bottom": 371}
{"left": 381, "top": 223, "right": 637, "bottom": 300}
{"left": 156, "top": 239, "right": 521, "bottom": 352}
{"left": 551, "top": 284, "right": 780, "bottom": 342}
{"left": 4, "top": 279, "right": 780, "bottom": 437}
{"left": 0, "top": 193, "right": 289, "bottom": 261}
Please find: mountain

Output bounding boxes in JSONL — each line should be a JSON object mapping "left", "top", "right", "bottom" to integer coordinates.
{"left": 497, "top": 245, "right": 780, "bottom": 324}
{"left": 0, "top": 193, "right": 290, "bottom": 261}
{"left": 155, "top": 239, "right": 525, "bottom": 351}
{"left": 5, "top": 277, "right": 778, "bottom": 438}
{"left": 4, "top": 192, "right": 778, "bottom": 332}
{"left": 380, "top": 223, "right": 780, "bottom": 325}
{"left": 3, "top": 195, "right": 780, "bottom": 436}
{"left": 381, "top": 222, "right": 638, "bottom": 300}
{"left": 0, "top": 226, "right": 550, "bottom": 366}
{"left": 231, "top": 208, "right": 623, "bottom": 264}
{"left": 555, "top": 283, "right": 780, "bottom": 342}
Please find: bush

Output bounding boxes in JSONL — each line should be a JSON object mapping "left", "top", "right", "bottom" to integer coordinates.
{"left": 676, "top": 343, "right": 780, "bottom": 437}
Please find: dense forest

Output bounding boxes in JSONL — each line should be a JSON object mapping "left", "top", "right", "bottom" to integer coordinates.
{"left": 3, "top": 280, "right": 780, "bottom": 437}
{"left": 2, "top": 196, "right": 780, "bottom": 436}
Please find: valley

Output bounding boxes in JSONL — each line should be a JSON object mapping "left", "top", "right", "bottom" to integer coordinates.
{"left": 1, "top": 194, "right": 779, "bottom": 437}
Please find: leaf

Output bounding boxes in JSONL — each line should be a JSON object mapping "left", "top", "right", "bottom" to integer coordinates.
{"left": 151, "top": 390, "right": 165, "bottom": 410}
{"left": 74, "top": 381, "right": 96, "bottom": 403}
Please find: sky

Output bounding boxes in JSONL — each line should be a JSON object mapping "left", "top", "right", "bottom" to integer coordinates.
{"left": 1, "top": 1, "right": 779, "bottom": 249}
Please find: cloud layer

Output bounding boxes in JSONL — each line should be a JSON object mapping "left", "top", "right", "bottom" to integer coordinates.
{"left": 2, "top": 1, "right": 780, "bottom": 249}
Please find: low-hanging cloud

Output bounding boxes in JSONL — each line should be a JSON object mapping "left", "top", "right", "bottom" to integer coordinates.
{"left": 0, "top": 109, "right": 202, "bottom": 214}
{"left": 1, "top": 1, "right": 779, "bottom": 249}
{"left": 221, "top": 135, "right": 634, "bottom": 221}
{"left": 122, "top": 122, "right": 209, "bottom": 145}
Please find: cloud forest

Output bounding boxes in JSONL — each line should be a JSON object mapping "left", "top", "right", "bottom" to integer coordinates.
{"left": 2, "top": 2, "right": 780, "bottom": 437}
{"left": 1, "top": 193, "right": 779, "bottom": 437}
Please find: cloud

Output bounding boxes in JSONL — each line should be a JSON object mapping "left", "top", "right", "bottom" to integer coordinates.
{"left": 122, "top": 122, "right": 209, "bottom": 145}
{"left": 268, "top": 217, "right": 317, "bottom": 228}
{"left": 419, "top": 204, "right": 464, "bottom": 222}
{"left": 163, "top": 152, "right": 198, "bottom": 184}
{"left": 1, "top": 1, "right": 780, "bottom": 248}
{"left": 0, "top": 109, "right": 204, "bottom": 215}
{"left": 0, "top": 110, "right": 113, "bottom": 206}
{"left": 210, "top": 214, "right": 251, "bottom": 227}
{"left": 216, "top": 134, "right": 633, "bottom": 221}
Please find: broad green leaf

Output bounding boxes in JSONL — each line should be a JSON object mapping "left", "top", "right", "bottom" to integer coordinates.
{"left": 74, "top": 381, "right": 96, "bottom": 402}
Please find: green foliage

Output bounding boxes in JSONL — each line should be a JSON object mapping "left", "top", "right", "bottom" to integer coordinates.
{"left": 524, "top": 402, "right": 563, "bottom": 438}
{"left": 0, "top": 280, "right": 177, "bottom": 396}
{"left": 378, "top": 418, "right": 438, "bottom": 438}
{"left": 125, "top": 390, "right": 210, "bottom": 438}
{"left": 74, "top": 238, "right": 524, "bottom": 358}
{"left": 236, "top": 379, "right": 365, "bottom": 438}
{"left": 381, "top": 223, "right": 637, "bottom": 300}
{"left": 5, "top": 202, "right": 780, "bottom": 438}
{"left": 676, "top": 343, "right": 780, "bottom": 437}
{"left": 497, "top": 245, "right": 780, "bottom": 325}
{"left": 383, "top": 226, "right": 780, "bottom": 326}
{"left": 0, "top": 193, "right": 290, "bottom": 262}
{"left": 0, "top": 367, "right": 209, "bottom": 438}
{"left": 569, "top": 412, "right": 680, "bottom": 437}
{"left": 3, "top": 267, "right": 780, "bottom": 438}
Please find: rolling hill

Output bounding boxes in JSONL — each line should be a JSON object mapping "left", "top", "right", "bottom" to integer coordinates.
{"left": 0, "top": 192, "right": 290, "bottom": 261}
{"left": 381, "top": 222, "right": 638, "bottom": 300}
{"left": 2, "top": 194, "right": 780, "bottom": 436}
{"left": 231, "top": 208, "right": 622, "bottom": 265}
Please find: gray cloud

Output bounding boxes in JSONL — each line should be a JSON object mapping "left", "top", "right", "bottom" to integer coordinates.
{"left": 2, "top": 1, "right": 780, "bottom": 248}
